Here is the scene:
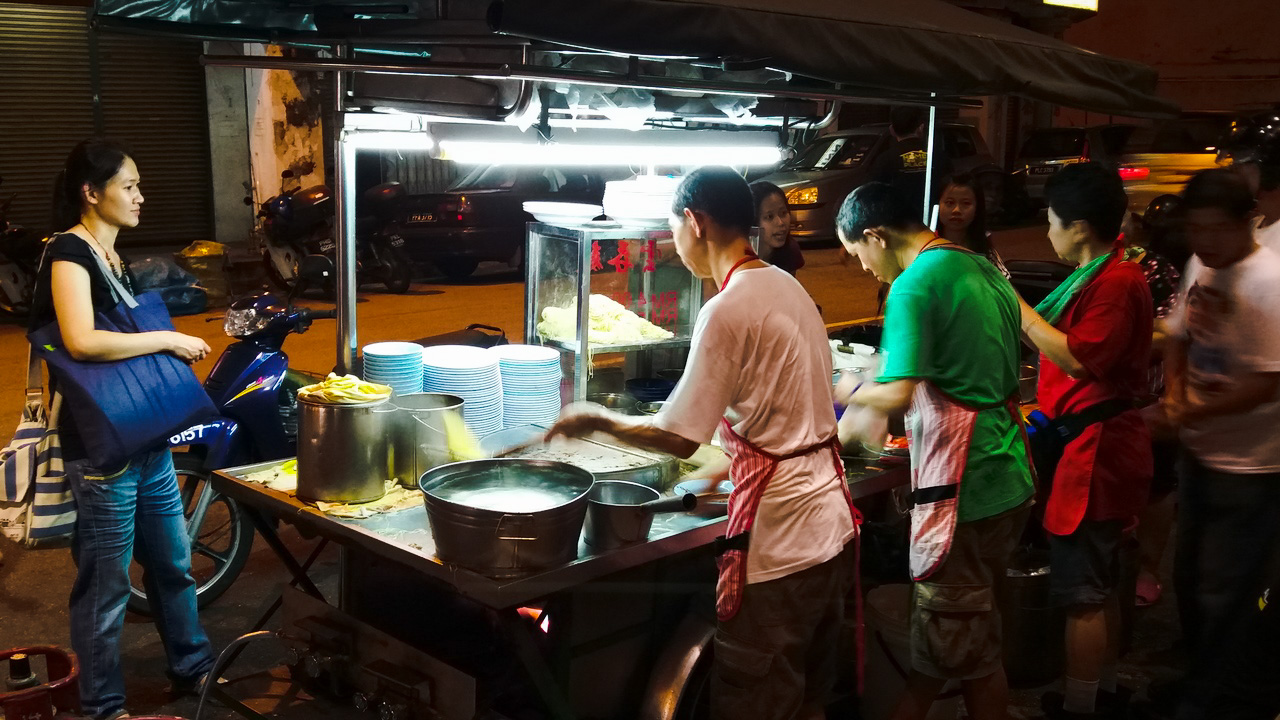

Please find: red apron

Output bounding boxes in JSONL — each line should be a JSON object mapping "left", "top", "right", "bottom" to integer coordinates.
{"left": 714, "top": 419, "right": 858, "bottom": 621}
{"left": 906, "top": 382, "right": 1029, "bottom": 580}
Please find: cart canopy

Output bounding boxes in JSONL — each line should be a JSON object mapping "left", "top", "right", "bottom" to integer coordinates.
{"left": 490, "top": 0, "right": 1175, "bottom": 117}
{"left": 92, "top": 0, "right": 1177, "bottom": 117}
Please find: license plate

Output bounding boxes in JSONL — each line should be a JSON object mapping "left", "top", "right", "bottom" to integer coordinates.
{"left": 409, "top": 213, "right": 436, "bottom": 223}
{"left": 388, "top": 235, "right": 405, "bottom": 247}
{"left": 319, "top": 239, "right": 336, "bottom": 253}
{"left": 1030, "top": 166, "right": 1059, "bottom": 175}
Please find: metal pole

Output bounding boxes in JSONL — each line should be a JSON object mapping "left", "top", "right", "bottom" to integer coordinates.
{"left": 334, "top": 45, "right": 357, "bottom": 374}
{"left": 922, "top": 93, "right": 937, "bottom": 224}
{"left": 200, "top": 54, "right": 982, "bottom": 110}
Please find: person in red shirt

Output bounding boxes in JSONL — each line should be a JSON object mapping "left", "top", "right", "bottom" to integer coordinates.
{"left": 1017, "top": 163, "right": 1154, "bottom": 720}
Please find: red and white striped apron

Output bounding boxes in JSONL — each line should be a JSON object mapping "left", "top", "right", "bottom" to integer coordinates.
{"left": 905, "top": 382, "right": 1026, "bottom": 580}
{"left": 714, "top": 419, "right": 860, "bottom": 621}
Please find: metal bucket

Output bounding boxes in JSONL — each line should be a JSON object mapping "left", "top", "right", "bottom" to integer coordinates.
{"left": 584, "top": 481, "right": 660, "bottom": 549}
{"left": 1019, "top": 364, "right": 1038, "bottom": 404}
{"left": 419, "top": 459, "right": 594, "bottom": 577}
{"left": 1000, "top": 548, "right": 1065, "bottom": 687}
{"left": 297, "top": 397, "right": 391, "bottom": 503}
{"left": 582, "top": 480, "right": 694, "bottom": 550}
{"left": 388, "top": 393, "right": 465, "bottom": 488}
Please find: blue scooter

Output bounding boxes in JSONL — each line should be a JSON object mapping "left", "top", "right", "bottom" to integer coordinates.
{"left": 126, "top": 259, "right": 336, "bottom": 614}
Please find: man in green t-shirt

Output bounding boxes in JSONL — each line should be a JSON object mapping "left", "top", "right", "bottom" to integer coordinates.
{"left": 835, "top": 182, "right": 1034, "bottom": 720}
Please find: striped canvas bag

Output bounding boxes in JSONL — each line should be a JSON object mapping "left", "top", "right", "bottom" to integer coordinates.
{"left": 0, "top": 347, "right": 74, "bottom": 547}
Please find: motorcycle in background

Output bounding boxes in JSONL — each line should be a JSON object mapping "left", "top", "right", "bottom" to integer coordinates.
{"left": 126, "top": 257, "right": 337, "bottom": 613}
{"left": 257, "top": 170, "right": 413, "bottom": 294}
{"left": 0, "top": 176, "right": 46, "bottom": 316}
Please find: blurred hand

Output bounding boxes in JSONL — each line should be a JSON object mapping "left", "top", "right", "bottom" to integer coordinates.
{"left": 546, "top": 402, "right": 611, "bottom": 442}
{"left": 838, "top": 402, "right": 889, "bottom": 451}
{"left": 835, "top": 370, "right": 866, "bottom": 405}
{"left": 166, "top": 332, "right": 211, "bottom": 363}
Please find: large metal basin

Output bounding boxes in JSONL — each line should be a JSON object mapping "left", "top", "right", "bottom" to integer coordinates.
{"left": 419, "top": 459, "right": 594, "bottom": 577}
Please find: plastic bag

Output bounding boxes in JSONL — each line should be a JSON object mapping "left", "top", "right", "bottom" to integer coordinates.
{"left": 179, "top": 240, "right": 227, "bottom": 257}
{"left": 158, "top": 285, "right": 208, "bottom": 316}
{"left": 129, "top": 256, "right": 198, "bottom": 292}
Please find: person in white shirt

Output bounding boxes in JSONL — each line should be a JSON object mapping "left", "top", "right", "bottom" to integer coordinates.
{"left": 1160, "top": 168, "right": 1280, "bottom": 719}
{"left": 548, "top": 166, "right": 858, "bottom": 720}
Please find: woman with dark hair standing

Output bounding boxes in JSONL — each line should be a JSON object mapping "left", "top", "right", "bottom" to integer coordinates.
{"left": 31, "top": 139, "right": 214, "bottom": 720}
{"left": 938, "top": 174, "right": 1010, "bottom": 278}
{"left": 749, "top": 181, "right": 805, "bottom": 276}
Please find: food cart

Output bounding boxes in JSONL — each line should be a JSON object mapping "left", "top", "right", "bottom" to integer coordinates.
{"left": 211, "top": 452, "right": 910, "bottom": 720}
{"left": 89, "top": 1, "right": 1177, "bottom": 718}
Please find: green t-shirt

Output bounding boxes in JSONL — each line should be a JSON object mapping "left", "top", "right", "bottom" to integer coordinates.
{"left": 877, "top": 248, "right": 1034, "bottom": 522}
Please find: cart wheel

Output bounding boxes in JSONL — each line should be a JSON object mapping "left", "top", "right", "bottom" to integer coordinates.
{"left": 127, "top": 452, "right": 254, "bottom": 615}
{"left": 670, "top": 646, "right": 712, "bottom": 720}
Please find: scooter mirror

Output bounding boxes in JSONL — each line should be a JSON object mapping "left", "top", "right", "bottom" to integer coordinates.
{"left": 297, "top": 255, "right": 334, "bottom": 285}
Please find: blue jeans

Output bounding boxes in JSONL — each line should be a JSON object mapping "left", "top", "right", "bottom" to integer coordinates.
{"left": 1173, "top": 452, "right": 1280, "bottom": 720}
{"left": 66, "top": 448, "right": 215, "bottom": 719}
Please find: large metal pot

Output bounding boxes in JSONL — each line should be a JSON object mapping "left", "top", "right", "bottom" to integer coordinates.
{"left": 419, "top": 459, "right": 594, "bottom": 577}
{"left": 297, "top": 397, "right": 392, "bottom": 503}
{"left": 388, "top": 393, "right": 465, "bottom": 488}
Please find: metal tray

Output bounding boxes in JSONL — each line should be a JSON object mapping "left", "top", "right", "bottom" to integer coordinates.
{"left": 481, "top": 425, "right": 680, "bottom": 490}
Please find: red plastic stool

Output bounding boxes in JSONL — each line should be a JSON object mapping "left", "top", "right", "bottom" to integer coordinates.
{"left": 0, "top": 646, "right": 80, "bottom": 719}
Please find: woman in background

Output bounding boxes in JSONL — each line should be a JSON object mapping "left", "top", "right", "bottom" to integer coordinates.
{"left": 938, "top": 174, "right": 1010, "bottom": 277}
{"left": 749, "top": 181, "right": 805, "bottom": 276}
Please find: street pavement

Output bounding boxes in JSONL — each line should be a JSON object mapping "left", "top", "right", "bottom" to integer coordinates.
{"left": 0, "top": 224, "right": 1065, "bottom": 718}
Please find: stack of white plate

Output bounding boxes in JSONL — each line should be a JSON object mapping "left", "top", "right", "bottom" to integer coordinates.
{"left": 421, "top": 345, "right": 504, "bottom": 435}
{"left": 602, "top": 176, "right": 683, "bottom": 228}
{"left": 489, "top": 344, "right": 563, "bottom": 428}
{"left": 362, "top": 342, "right": 424, "bottom": 396}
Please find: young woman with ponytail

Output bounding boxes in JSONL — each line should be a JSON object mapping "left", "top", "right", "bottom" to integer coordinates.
{"left": 30, "top": 139, "right": 214, "bottom": 720}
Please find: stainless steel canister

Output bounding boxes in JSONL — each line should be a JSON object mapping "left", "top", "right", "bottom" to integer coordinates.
{"left": 296, "top": 396, "right": 392, "bottom": 503}
{"left": 388, "top": 393, "right": 465, "bottom": 488}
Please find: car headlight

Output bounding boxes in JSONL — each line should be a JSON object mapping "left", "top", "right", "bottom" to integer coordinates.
{"left": 786, "top": 186, "right": 820, "bottom": 206}
{"left": 224, "top": 307, "right": 270, "bottom": 337}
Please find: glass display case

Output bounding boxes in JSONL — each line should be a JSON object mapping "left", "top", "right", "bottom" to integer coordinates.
{"left": 523, "top": 222, "right": 706, "bottom": 402}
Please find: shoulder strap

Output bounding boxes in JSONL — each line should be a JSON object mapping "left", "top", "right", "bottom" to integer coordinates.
{"left": 25, "top": 344, "right": 42, "bottom": 406}
{"left": 87, "top": 250, "right": 138, "bottom": 309}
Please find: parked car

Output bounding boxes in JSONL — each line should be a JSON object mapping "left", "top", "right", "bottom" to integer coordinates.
{"left": 1011, "top": 124, "right": 1137, "bottom": 203}
{"left": 1117, "top": 113, "right": 1236, "bottom": 222}
{"left": 396, "top": 165, "right": 629, "bottom": 279}
{"left": 762, "top": 123, "right": 1007, "bottom": 242}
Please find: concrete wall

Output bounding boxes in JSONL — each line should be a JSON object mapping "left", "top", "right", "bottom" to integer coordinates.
{"left": 204, "top": 41, "right": 254, "bottom": 247}
{"left": 244, "top": 45, "right": 328, "bottom": 213}
{"left": 204, "top": 44, "right": 329, "bottom": 248}
{"left": 1063, "top": 0, "right": 1280, "bottom": 115}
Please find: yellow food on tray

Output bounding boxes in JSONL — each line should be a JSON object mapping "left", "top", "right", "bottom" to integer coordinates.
{"left": 298, "top": 373, "right": 392, "bottom": 404}
{"left": 538, "top": 294, "right": 675, "bottom": 345}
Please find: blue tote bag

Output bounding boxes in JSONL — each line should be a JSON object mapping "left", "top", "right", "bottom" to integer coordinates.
{"left": 27, "top": 252, "right": 215, "bottom": 469}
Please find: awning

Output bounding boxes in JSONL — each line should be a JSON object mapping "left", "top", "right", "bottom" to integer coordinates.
{"left": 91, "top": 0, "right": 1178, "bottom": 117}
{"left": 489, "top": 0, "right": 1178, "bottom": 117}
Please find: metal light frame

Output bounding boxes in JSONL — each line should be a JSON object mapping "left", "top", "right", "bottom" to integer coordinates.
{"left": 207, "top": 49, "right": 964, "bottom": 370}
